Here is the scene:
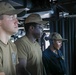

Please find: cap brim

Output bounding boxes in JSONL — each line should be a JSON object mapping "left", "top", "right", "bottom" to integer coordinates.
{"left": 5, "top": 9, "right": 25, "bottom": 15}
{"left": 45, "top": 37, "right": 68, "bottom": 42}
{"left": 36, "top": 21, "right": 49, "bottom": 25}
{"left": 61, "top": 39, "right": 68, "bottom": 42}
{"left": 52, "top": 39, "right": 68, "bottom": 41}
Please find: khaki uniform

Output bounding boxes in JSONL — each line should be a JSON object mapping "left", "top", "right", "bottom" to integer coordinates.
{"left": 15, "top": 36, "right": 43, "bottom": 75}
{"left": 0, "top": 40, "right": 18, "bottom": 75}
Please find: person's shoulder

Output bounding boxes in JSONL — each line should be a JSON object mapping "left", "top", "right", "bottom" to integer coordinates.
{"left": 15, "top": 36, "right": 30, "bottom": 48}
{"left": 15, "top": 35, "right": 26, "bottom": 43}
{"left": 42, "top": 49, "right": 49, "bottom": 59}
{"left": 58, "top": 50, "right": 63, "bottom": 55}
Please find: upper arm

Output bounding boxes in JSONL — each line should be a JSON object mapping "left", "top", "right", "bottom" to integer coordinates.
{"left": 15, "top": 40, "right": 31, "bottom": 75}
{"left": 15, "top": 40, "right": 28, "bottom": 59}
{"left": 16, "top": 58, "right": 27, "bottom": 73}
{"left": 16, "top": 58, "right": 30, "bottom": 75}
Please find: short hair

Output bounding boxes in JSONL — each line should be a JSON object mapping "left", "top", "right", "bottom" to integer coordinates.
{"left": 24, "top": 22, "right": 38, "bottom": 34}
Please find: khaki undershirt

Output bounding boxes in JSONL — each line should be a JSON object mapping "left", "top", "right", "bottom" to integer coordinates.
{"left": 15, "top": 36, "right": 43, "bottom": 75}
{"left": 0, "top": 40, "right": 17, "bottom": 75}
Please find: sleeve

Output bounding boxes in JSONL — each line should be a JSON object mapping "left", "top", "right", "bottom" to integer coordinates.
{"left": 42, "top": 52, "right": 49, "bottom": 73}
{"left": 15, "top": 40, "right": 31, "bottom": 75}
{"left": 15, "top": 39, "right": 28, "bottom": 60}
{"left": 0, "top": 47, "right": 4, "bottom": 72}
{"left": 42, "top": 50, "right": 51, "bottom": 74}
